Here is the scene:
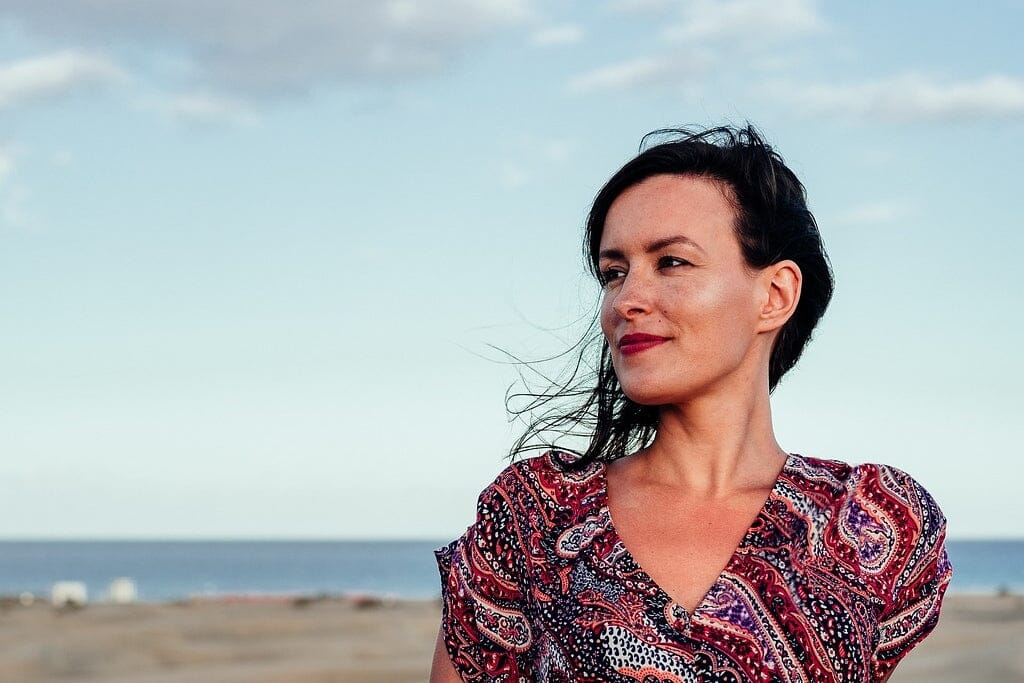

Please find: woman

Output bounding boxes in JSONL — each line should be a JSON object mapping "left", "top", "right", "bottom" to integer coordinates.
{"left": 431, "top": 126, "right": 951, "bottom": 682}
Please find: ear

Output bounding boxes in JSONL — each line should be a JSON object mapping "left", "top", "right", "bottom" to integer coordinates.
{"left": 757, "top": 260, "right": 801, "bottom": 333}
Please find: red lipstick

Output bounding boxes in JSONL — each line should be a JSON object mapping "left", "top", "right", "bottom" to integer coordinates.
{"left": 618, "top": 333, "right": 669, "bottom": 355}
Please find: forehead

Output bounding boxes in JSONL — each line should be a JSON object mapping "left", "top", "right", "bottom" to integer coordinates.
{"left": 600, "top": 174, "right": 740, "bottom": 250}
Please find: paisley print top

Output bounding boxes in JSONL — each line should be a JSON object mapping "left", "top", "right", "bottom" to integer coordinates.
{"left": 435, "top": 451, "right": 952, "bottom": 683}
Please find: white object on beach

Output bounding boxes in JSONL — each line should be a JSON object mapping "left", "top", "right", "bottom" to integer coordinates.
{"left": 51, "top": 581, "right": 88, "bottom": 607}
{"left": 19, "top": 592, "right": 34, "bottom": 606}
{"left": 108, "top": 577, "right": 138, "bottom": 604}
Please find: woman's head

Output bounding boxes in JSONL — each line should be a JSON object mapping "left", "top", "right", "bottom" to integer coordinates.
{"left": 586, "top": 125, "right": 833, "bottom": 390}
{"left": 597, "top": 173, "right": 804, "bottom": 408}
{"left": 511, "top": 124, "right": 833, "bottom": 468}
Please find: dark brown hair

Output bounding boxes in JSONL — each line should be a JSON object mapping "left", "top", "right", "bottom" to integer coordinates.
{"left": 510, "top": 124, "right": 834, "bottom": 470}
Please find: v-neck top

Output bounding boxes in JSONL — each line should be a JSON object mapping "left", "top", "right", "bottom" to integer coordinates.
{"left": 599, "top": 453, "right": 792, "bottom": 619}
{"left": 435, "top": 451, "right": 952, "bottom": 683}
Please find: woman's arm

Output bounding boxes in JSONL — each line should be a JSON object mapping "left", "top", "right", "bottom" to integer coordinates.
{"left": 429, "top": 625, "right": 463, "bottom": 683}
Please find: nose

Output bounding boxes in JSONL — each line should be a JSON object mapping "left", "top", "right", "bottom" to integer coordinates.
{"left": 609, "top": 270, "right": 653, "bottom": 319}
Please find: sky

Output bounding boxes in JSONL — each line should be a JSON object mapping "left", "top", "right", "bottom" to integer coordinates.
{"left": 1, "top": 1, "right": 1022, "bottom": 540}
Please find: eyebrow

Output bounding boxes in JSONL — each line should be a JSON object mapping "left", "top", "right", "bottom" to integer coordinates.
{"left": 598, "top": 234, "right": 706, "bottom": 260}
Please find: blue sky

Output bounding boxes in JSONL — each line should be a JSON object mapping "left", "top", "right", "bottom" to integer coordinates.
{"left": 1, "top": 1, "right": 1021, "bottom": 539}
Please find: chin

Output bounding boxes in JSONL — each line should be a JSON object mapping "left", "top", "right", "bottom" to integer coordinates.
{"left": 618, "top": 382, "right": 679, "bottom": 407}
{"left": 618, "top": 373, "right": 711, "bottom": 407}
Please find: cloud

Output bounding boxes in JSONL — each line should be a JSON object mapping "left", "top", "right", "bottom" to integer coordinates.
{"left": 499, "top": 162, "right": 529, "bottom": 189}
{"left": 530, "top": 24, "right": 584, "bottom": 47}
{"left": 165, "top": 92, "right": 259, "bottom": 126}
{"left": 540, "top": 139, "right": 571, "bottom": 164}
{"left": 0, "top": 144, "right": 33, "bottom": 228}
{"left": 52, "top": 150, "right": 74, "bottom": 167}
{"left": 607, "top": 0, "right": 677, "bottom": 13}
{"left": 0, "top": 145, "right": 15, "bottom": 184}
{"left": 766, "top": 73, "right": 1024, "bottom": 123}
{"left": 0, "top": 50, "right": 127, "bottom": 110}
{"left": 663, "top": 0, "right": 827, "bottom": 46}
{"left": 0, "top": 182, "right": 32, "bottom": 228}
{"left": 570, "top": 0, "right": 825, "bottom": 95}
{"left": 496, "top": 135, "right": 573, "bottom": 189}
{"left": 568, "top": 56, "right": 688, "bottom": 94}
{"left": 0, "top": 1, "right": 536, "bottom": 96}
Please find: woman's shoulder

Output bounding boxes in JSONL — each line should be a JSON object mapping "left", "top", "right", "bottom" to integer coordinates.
{"left": 478, "top": 449, "right": 607, "bottom": 525}
{"left": 489, "top": 448, "right": 602, "bottom": 485}
{"left": 786, "top": 454, "right": 949, "bottom": 591}
{"left": 787, "top": 453, "right": 945, "bottom": 520}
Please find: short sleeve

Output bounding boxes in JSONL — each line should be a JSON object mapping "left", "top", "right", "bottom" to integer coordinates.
{"left": 435, "top": 476, "right": 534, "bottom": 682}
{"left": 869, "top": 467, "right": 953, "bottom": 680}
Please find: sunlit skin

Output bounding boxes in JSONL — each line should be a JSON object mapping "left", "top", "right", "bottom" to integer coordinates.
{"left": 599, "top": 175, "right": 774, "bottom": 407}
{"left": 599, "top": 174, "right": 801, "bottom": 614}
{"left": 430, "top": 174, "right": 802, "bottom": 681}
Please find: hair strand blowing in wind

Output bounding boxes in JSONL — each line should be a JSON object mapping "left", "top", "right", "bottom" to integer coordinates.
{"left": 509, "top": 124, "right": 834, "bottom": 471}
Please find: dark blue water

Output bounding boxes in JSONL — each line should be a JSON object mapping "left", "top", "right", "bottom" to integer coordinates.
{"left": 0, "top": 539, "right": 1018, "bottom": 602}
{"left": 945, "top": 540, "right": 1024, "bottom": 593}
{"left": 0, "top": 540, "right": 446, "bottom": 601}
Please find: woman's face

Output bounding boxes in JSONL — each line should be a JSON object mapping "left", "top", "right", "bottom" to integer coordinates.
{"left": 598, "top": 174, "right": 771, "bottom": 405}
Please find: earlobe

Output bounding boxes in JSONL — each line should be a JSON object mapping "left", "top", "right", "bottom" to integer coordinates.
{"left": 759, "top": 261, "right": 801, "bottom": 332}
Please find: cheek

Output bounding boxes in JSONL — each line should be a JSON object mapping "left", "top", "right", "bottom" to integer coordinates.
{"left": 694, "top": 277, "right": 762, "bottom": 342}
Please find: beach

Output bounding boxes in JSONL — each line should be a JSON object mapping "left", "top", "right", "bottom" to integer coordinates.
{"left": 0, "top": 595, "right": 1020, "bottom": 682}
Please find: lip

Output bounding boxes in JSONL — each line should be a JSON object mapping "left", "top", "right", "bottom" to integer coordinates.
{"left": 618, "top": 333, "right": 670, "bottom": 356}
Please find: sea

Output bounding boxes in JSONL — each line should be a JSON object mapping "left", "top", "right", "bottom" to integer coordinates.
{"left": 0, "top": 540, "right": 1020, "bottom": 603}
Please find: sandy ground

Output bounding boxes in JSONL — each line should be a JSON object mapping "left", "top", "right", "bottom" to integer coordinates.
{"left": 0, "top": 594, "right": 1020, "bottom": 682}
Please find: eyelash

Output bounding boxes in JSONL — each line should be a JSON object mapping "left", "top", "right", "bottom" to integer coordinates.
{"left": 599, "top": 256, "right": 691, "bottom": 286}
{"left": 658, "top": 256, "right": 691, "bottom": 269}
{"left": 598, "top": 267, "right": 625, "bottom": 286}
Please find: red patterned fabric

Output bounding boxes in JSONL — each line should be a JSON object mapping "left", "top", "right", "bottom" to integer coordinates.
{"left": 436, "top": 452, "right": 951, "bottom": 682}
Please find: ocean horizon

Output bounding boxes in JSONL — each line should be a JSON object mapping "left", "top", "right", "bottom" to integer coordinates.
{"left": 1, "top": 539, "right": 1019, "bottom": 603}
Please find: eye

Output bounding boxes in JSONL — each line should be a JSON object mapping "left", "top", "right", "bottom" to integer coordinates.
{"left": 657, "top": 255, "right": 691, "bottom": 270}
{"left": 598, "top": 267, "right": 626, "bottom": 287}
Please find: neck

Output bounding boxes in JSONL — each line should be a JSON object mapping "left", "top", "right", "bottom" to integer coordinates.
{"left": 637, "top": 372, "right": 786, "bottom": 495}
